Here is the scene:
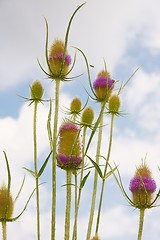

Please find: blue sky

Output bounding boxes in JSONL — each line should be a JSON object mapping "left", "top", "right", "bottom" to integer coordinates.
{"left": 0, "top": 0, "right": 160, "bottom": 239}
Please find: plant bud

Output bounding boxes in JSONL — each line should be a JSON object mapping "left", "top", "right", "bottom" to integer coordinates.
{"left": 49, "top": 39, "right": 71, "bottom": 78}
{"left": 30, "top": 80, "right": 44, "bottom": 100}
{"left": 108, "top": 94, "right": 120, "bottom": 114}
{"left": 81, "top": 106, "right": 94, "bottom": 126}
{"left": 93, "top": 70, "right": 114, "bottom": 102}
{"left": 70, "top": 97, "right": 82, "bottom": 114}
{"left": 0, "top": 185, "right": 14, "bottom": 219}
{"left": 57, "top": 122, "right": 81, "bottom": 170}
{"left": 91, "top": 235, "right": 100, "bottom": 240}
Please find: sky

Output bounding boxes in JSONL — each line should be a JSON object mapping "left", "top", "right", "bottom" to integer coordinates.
{"left": 0, "top": 0, "right": 160, "bottom": 239}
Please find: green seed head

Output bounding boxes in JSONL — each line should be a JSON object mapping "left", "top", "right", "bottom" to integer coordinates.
{"left": 81, "top": 106, "right": 94, "bottom": 126}
{"left": 70, "top": 97, "right": 82, "bottom": 114}
{"left": 108, "top": 94, "right": 120, "bottom": 114}
{"left": 0, "top": 185, "right": 14, "bottom": 219}
{"left": 30, "top": 80, "right": 44, "bottom": 100}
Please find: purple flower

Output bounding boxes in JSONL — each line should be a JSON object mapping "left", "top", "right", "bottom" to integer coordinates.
{"left": 93, "top": 76, "right": 114, "bottom": 90}
{"left": 129, "top": 176, "right": 156, "bottom": 192}
{"left": 49, "top": 53, "right": 71, "bottom": 65}
{"left": 59, "top": 122, "right": 79, "bottom": 133}
{"left": 57, "top": 153, "right": 82, "bottom": 169}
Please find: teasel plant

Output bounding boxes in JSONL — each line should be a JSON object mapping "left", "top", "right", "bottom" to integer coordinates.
{"left": 72, "top": 47, "right": 115, "bottom": 239}
{"left": 62, "top": 96, "right": 90, "bottom": 240}
{"left": 72, "top": 104, "right": 94, "bottom": 240}
{"left": 0, "top": 152, "right": 36, "bottom": 240}
{"left": 30, "top": 80, "right": 44, "bottom": 240}
{"left": 75, "top": 47, "right": 140, "bottom": 239}
{"left": 93, "top": 93, "right": 120, "bottom": 238}
{"left": 110, "top": 158, "right": 160, "bottom": 240}
{"left": 36, "top": 3, "right": 87, "bottom": 239}
{"left": 19, "top": 80, "right": 52, "bottom": 240}
{"left": 56, "top": 120, "right": 82, "bottom": 240}
{"left": 90, "top": 66, "right": 141, "bottom": 239}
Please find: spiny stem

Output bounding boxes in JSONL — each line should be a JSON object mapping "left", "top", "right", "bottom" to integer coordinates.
{"left": 2, "top": 221, "right": 7, "bottom": 240}
{"left": 95, "top": 113, "right": 115, "bottom": 235}
{"left": 72, "top": 126, "right": 87, "bottom": 240}
{"left": 86, "top": 102, "right": 104, "bottom": 240}
{"left": 64, "top": 170, "right": 72, "bottom": 240}
{"left": 73, "top": 173, "right": 78, "bottom": 240}
{"left": 138, "top": 208, "right": 145, "bottom": 240}
{"left": 33, "top": 101, "right": 41, "bottom": 240}
{"left": 51, "top": 80, "right": 60, "bottom": 240}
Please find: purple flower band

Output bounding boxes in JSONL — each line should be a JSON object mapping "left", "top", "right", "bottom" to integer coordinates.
{"left": 57, "top": 153, "right": 82, "bottom": 169}
{"left": 93, "top": 77, "right": 114, "bottom": 90}
{"left": 59, "top": 122, "right": 79, "bottom": 134}
{"left": 49, "top": 53, "right": 71, "bottom": 65}
{"left": 129, "top": 176, "right": 156, "bottom": 192}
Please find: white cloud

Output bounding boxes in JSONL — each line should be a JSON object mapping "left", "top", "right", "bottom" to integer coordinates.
{"left": 122, "top": 69, "right": 160, "bottom": 135}
{"left": 98, "top": 206, "right": 137, "bottom": 239}
{"left": 1, "top": 0, "right": 160, "bottom": 89}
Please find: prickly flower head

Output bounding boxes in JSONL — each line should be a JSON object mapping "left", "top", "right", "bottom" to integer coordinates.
{"left": 48, "top": 39, "right": 71, "bottom": 79}
{"left": 0, "top": 185, "right": 14, "bottom": 220}
{"left": 129, "top": 163, "right": 156, "bottom": 208}
{"left": 93, "top": 70, "right": 114, "bottom": 102}
{"left": 57, "top": 121, "right": 82, "bottom": 170}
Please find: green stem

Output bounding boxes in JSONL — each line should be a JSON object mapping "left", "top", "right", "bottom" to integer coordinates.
{"left": 95, "top": 113, "right": 115, "bottom": 236}
{"left": 138, "top": 208, "right": 145, "bottom": 240}
{"left": 64, "top": 170, "right": 72, "bottom": 240}
{"left": 2, "top": 221, "right": 7, "bottom": 240}
{"left": 33, "top": 101, "right": 40, "bottom": 240}
{"left": 72, "top": 126, "right": 87, "bottom": 240}
{"left": 86, "top": 102, "right": 104, "bottom": 240}
{"left": 51, "top": 80, "right": 60, "bottom": 240}
{"left": 73, "top": 173, "right": 78, "bottom": 240}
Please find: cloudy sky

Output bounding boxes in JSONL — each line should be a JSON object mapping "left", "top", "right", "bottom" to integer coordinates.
{"left": 0, "top": 0, "right": 160, "bottom": 239}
